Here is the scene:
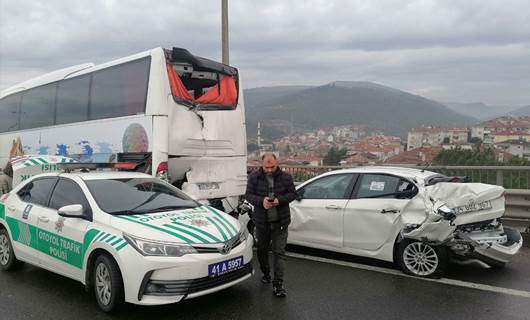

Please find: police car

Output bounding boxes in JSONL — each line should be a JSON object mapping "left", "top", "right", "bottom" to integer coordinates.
{"left": 0, "top": 163, "right": 253, "bottom": 312}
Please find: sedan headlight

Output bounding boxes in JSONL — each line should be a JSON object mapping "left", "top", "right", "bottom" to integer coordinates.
{"left": 124, "top": 234, "right": 197, "bottom": 257}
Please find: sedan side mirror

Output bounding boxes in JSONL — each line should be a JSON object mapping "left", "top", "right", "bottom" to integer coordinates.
{"left": 58, "top": 204, "right": 84, "bottom": 218}
{"left": 295, "top": 190, "right": 304, "bottom": 201}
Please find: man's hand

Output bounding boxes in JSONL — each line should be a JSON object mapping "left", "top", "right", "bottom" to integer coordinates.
{"left": 263, "top": 197, "right": 279, "bottom": 209}
{"left": 263, "top": 197, "right": 273, "bottom": 209}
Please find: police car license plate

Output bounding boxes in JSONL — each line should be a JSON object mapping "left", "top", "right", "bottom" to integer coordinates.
{"left": 208, "top": 256, "right": 244, "bottom": 277}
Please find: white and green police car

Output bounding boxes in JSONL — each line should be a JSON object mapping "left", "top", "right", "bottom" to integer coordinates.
{"left": 0, "top": 167, "right": 253, "bottom": 312}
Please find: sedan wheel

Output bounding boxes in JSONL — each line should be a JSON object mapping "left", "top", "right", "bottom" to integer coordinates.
{"left": 0, "top": 229, "right": 22, "bottom": 271}
{"left": 398, "top": 239, "right": 447, "bottom": 278}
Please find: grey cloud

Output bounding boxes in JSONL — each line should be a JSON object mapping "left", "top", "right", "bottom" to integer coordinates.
{"left": 1, "top": 0, "right": 530, "bottom": 106}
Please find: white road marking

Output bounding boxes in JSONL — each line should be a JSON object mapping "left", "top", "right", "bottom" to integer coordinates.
{"left": 286, "top": 252, "right": 530, "bottom": 299}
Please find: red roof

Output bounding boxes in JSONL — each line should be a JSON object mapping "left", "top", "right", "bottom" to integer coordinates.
{"left": 385, "top": 147, "right": 442, "bottom": 164}
{"left": 493, "top": 131, "right": 530, "bottom": 136}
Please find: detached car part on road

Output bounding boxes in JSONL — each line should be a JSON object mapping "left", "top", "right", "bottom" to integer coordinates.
{"left": 0, "top": 165, "right": 253, "bottom": 312}
{"left": 287, "top": 167, "right": 522, "bottom": 278}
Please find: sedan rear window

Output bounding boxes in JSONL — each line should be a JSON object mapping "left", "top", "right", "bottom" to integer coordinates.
{"left": 425, "top": 174, "right": 471, "bottom": 186}
{"left": 85, "top": 178, "right": 198, "bottom": 215}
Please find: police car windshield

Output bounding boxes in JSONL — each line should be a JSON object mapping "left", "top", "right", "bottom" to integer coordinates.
{"left": 85, "top": 178, "right": 199, "bottom": 215}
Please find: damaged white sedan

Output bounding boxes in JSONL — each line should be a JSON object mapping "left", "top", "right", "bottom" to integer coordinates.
{"left": 288, "top": 167, "right": 523, "bottom": 278}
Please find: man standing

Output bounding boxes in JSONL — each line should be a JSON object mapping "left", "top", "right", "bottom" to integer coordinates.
{"left": 0, "top": 162, "right": 13, "bottom": 195}
{"left": 245, "top": 153, "right": 296, "bottom": 297}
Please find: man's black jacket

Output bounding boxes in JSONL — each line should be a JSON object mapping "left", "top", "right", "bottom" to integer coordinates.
{"left": 245, "top": 167, "right": 296, "bottom": 228}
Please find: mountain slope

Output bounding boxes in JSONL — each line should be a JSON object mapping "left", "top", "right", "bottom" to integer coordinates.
{"left": 443, "top": 102, "right": 519, "bottom": 120}
{"left": 507, "top": 105, "right": 530, "bottom": 116}
{"left": 244, "top": 86, "right": 312, "bottom": 109}
{"left": 245, "top": 82, "right": 478, "bottom": 138}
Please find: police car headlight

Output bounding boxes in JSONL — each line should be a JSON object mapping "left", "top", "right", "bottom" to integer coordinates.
{"left": 239, "top": 227, "right": 249, "bottom": 243}
{"left": 124, "top": 234, "right": 197, "bottom": 257}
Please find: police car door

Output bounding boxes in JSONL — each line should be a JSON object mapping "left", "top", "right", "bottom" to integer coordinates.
{"left": 37, "top": 178, "right": 91, "bottom": 280}
{"left": 4, "top": 177, "right": 57, "bottom": 266}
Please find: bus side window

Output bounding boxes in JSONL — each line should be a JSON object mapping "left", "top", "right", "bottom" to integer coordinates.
{"left": 56, "top": 74, "right": 90, "bottom": 125}
{"left": 20, "top": 83, "right": 56, "bottom": 130}
{"left": 0, "top": 93, "right": 22, "bottom": 133}
{"left": 89, "top": 57, "right": 150, "bottom": 121}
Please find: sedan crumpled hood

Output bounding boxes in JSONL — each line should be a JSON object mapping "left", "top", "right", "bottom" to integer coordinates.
{"left": 110, "top": 206, "right": 241, "bottom": 244}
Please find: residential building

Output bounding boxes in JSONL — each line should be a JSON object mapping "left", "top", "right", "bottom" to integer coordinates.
{"left": 407, "top": 127, "right": 469, "bottom": 151}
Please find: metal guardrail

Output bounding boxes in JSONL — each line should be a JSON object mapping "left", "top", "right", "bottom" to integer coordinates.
{"left": 248, "top": 165, "right": 530, "bottom": 222}
{"left": 505, "top": 189, "right": 530, "bottom": 220}
{"left": 249, "top": 165, "right": 530, "bottom": 189}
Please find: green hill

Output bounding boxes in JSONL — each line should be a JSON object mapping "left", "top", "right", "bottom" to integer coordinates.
{"left": 244, "top": 82, "right": 478, "bottom": 139}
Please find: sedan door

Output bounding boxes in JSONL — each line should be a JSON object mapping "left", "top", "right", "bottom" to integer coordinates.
{"left": 290, "top": 173, "right": 356, "bottom": 248}
{"left": 37, "top": 178, "right": 91, "bottom": 279}
{"left": 343, "top": 174, "right": 416, "bottom": 251}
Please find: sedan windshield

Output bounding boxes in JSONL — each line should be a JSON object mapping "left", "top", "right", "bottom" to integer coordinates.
{"left": 85, "top": 178, "right": 199, "bottom": 215}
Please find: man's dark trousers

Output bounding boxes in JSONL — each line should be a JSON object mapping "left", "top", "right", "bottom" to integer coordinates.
{"left": 256, "top": 222, "right": 288, "bottom": 285}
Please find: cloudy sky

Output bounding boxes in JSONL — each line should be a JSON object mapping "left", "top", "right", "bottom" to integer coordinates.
{"left": 1, "top": 0, "right": 529, "bottom": 106}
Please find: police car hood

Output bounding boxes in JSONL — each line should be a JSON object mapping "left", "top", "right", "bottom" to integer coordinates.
{"left": 110, "top": 206, "right": 241, "bottom": 244}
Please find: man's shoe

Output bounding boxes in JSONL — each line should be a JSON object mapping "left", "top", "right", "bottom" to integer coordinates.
{"left": 273, "top": 284, "right": 286, "bottom": 297}
{"left": 261, "top": 275, "right": 271, "bottom": 284}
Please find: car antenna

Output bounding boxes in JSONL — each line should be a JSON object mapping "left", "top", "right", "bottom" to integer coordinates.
{"left": 421, "top": 160, "right": 433, "bottom": 173}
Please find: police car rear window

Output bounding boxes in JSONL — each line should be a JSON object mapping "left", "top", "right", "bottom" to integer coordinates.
{"left": 17, "top": 178, "right": 56, "bottom": 207}
{"left": 85, "top": 178, "right": 199, "bottom": 215}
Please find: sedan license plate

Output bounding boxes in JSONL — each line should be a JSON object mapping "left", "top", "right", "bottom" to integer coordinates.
{"left": 454, "top": 200, "right": 492, "bottom": 214}
{"left": 208, "top": 256, "right": 244, "bottom": 277}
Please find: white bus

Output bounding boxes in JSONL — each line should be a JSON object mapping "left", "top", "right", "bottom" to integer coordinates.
{"left": 0, "top": 47, "right": 247, "bottom": 213}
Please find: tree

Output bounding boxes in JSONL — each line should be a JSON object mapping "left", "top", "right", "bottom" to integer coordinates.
{"left": 323, "top": 147, "right": 347, "bottom": 165}
{"left": 432, "top": 147, "right": 530, "bottom": 166}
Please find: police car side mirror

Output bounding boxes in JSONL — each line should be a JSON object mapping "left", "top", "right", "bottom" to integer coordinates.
{"left": 58, "top": 204, "right": 84, "bottom": 218}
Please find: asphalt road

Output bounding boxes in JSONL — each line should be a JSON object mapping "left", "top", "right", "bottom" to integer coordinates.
{"left": 1, "top": 247, "right": 530, "bottom": 320}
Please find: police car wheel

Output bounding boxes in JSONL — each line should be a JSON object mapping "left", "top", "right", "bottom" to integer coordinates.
{"left": 93, "top": 254, "right": 124, "bottom": 312}
{"left": 0, "top": 228, "right": 22, "bottom": 271}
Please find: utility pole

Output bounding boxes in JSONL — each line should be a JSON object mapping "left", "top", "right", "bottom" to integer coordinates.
{"left": 221, "top": 0, "right": 229, "bottom": 64}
